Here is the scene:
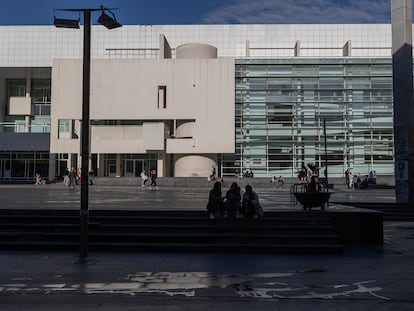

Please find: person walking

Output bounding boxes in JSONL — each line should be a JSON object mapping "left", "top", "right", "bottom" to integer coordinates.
{"left": 140, "top": 169, "right": 148, "bottom": 187}
{"left": 149, "top": 169, "right": 159, "bottom": 190}
{"left": 68, "top": 167, "right": 77, "bottom": 189}
{"left": 348, "top": 170, "right": 353, "bottom": 189}
{"left": 63, "top": 168, "right": 69, "bottom": 186}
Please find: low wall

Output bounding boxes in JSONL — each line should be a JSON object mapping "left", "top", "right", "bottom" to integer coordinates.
{"left": 91, "top": 176, "right": 395, "bottom": 188}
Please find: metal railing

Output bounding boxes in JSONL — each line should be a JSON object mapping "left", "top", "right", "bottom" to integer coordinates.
{"left": 0, "top": 122, "right": 50, "bottom": 133}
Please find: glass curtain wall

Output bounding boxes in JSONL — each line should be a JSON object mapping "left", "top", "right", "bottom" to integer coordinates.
{"left": 0, "top": 151, "right": 49, "bottom": 180}
{"left": 4, "top": 78, "right": 51, "bottom": 133}
{"left": 222, "top": 58, "right": 393, "bottom": 178}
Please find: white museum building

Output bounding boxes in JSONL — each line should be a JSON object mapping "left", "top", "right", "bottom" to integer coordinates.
{"left": 0, "top": 24, "right": 395, "bottom": 181}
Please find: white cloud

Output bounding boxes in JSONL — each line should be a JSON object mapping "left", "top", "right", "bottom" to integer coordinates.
{"left": 202, "top": 0, "right": 390, "bottom": 24}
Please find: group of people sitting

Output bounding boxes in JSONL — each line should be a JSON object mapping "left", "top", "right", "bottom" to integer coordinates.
{"left": 207, "top": 182, "right": 264, "bottom": 219}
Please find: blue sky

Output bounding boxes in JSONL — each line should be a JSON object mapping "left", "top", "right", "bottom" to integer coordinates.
{"left": 0, "top": 0, "right": 392, "bottom": 25}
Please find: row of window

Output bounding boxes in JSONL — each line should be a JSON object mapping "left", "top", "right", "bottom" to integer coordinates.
{"left": 224, "top": 59, "right": 395, "bottom": 177}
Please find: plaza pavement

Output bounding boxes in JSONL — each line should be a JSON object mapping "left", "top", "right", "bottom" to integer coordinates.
{"left": 0, "top": 181, "right": 396, "bottom": 211}
{"left": 0, "top": 183, "right": 413, "bottom": 310}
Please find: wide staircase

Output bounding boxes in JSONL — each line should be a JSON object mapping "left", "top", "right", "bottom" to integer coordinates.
{"left": 336, "top": 202, "right": 414, "bottom": 222}
{"left": 0, "top": 209, "right": 343, "bottom": 254}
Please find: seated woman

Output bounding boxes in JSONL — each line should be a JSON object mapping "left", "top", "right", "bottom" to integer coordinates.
{"left": 242, "top": 185, "right": 263, "bottom": 218}
{"left": 207, "top": 181, "right": 224, "bottom": 219}
{"left": 224, "top": 182, "right": 241, "bottom": 218}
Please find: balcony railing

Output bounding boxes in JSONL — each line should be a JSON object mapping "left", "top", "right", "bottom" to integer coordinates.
{"left": 0, "top": 122, "right": 51, "bottom": 133}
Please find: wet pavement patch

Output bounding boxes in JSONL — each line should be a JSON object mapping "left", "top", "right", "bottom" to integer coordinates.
{"left": 0, "top": 271, "right": 390, "bottom": 301}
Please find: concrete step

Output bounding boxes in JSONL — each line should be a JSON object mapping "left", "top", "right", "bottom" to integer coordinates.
{"left": 333, "top": 202, "right": 414, "bottom": 221}
{"left": 0, "top": 209, "right": 342, "bottom": 254}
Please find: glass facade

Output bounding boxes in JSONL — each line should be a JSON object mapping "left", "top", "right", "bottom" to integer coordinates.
{"left": 4, "top": 78, "right": 51, "bottom": 133}
{"left": 0, "top": 24, "right": 401, "bottom": 180}
{"left": 222, "top": 58, "right": 394, "bottom": 178}
{"left": 0, "top": 152, "right": 49, "bottom": 180}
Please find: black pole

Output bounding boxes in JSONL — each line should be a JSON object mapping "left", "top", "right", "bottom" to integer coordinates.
{"left": 324, "top": 118, "right": 328, "bottom": 186}
{"left": 80, "top": 9, "right": 91, "bottom": 258}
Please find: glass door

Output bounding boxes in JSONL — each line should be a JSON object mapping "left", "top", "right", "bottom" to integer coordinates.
{"left": 134, "top": 160, "right": 143, "bottom": 177}
{"left": 125, "top": 159, "right": 144, "bottom": 177}
{"left": 125, "top": 160, "right": 134, "bottom": 177}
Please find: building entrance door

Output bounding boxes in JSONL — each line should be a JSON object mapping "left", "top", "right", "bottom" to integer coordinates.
{"left": 0, "top": 159, "right": 4, "bottom": 179}
{"left": 0, "top": 159, "right": 11, "bottom": 179}
{"left": 55, "top": 159, "right": 67, "bottom": 178}
{"left": 125, "top": 159, "right": 144, "bottom": 177}
{"left": 11, "top": 159, "right": 32, "bottom": 179}
{"left": 108, "top": 164, "right": 117, "bottom": 177}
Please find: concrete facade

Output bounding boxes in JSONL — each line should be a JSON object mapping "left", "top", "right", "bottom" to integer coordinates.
{"left": 50, "top": 56, "right": 235, "bottom": 177}
{"left": 0, "top": 24, "right": 405, "bottom": 181}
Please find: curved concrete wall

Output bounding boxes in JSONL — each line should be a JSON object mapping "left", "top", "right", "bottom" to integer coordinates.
{"left": 176, "top": 43, "right": 217, "bottom": 59}
{"left": 176, "top": 121, "right": 195, "bottom": 138}
{"left": 175, "top": 155, "right": 216, "bottom": 177}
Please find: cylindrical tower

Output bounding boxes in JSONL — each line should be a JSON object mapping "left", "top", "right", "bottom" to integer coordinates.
{"left": 176, "top": 43, "right": 217, "bottom": 59}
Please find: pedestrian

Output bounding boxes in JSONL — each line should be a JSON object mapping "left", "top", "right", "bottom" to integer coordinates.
{"left": 89, "top": 170, "right": 94, "bottom": 185}
{"left": 299, "top": 169, "right": 306, "bottom": 183}
{"left": 68, "top": 167, "right": 77, "bottom": 188}
{"left": 241, "top": 184, "right": 263, "bottom": 218}
{"left": 348, "top": 170, "right": 353, "bottom": 189}
{"left": 271, "top": 176, "right": 277, "bottom": 187}
{"left": 140, "top": 169, "right": 148, "bottom": 187}
{"left": 235, "top": 170, "right": 240, "bottom": 182}
{"left": 149, "top": 169, "right": 159, "bottom": 190}
{"left": 210, "top": 166, "right": 216, "bottom": 181}
{"left": 278, "top": 176, "right": 284, "bottom": 188}
{"left": 361, "top": 176, "right": 369, "bottom": 189}
{"left": 355, "top": 177, "right": 362, "bottom": 189}
{"left": 368, "top": 170, "right": 374, "bottom": 184}
{"left": 34, "top": 172, "right": 42, "bottom": 185}
{"left": 224, "top": 182, "right": 241, "bottom": 218}
{"left": 63, "top": 168, "right": 69, "bottom": 186}
{"left": 207, "top": 181, "right": 224, "bottom": 219}
{"left": 345, "top": 168, "right": 349, "bottom": 186}
{"left": 77, "top": 168, "right": 82, "bottom": 185}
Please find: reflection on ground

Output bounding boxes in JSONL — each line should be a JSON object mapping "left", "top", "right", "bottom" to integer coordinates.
{"left": 0, "top": 271, "right": 389, "bottom": 301}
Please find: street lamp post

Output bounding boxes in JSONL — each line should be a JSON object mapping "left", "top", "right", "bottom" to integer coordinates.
{"left": 54, "top": 6, "right": 122, "bottom": 258}
{"left": 323, "top": 118, "right": 328, "bottom": 186}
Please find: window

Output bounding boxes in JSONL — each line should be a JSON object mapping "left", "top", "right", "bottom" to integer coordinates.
{"left": 158, "top": 86, "right": 167, "bottom": 109}
{"left": 7, "top": 79, "right": 26, "bottom": 97}
{"left": 31, "top": 79, "right": 51, "bottom": 104}
{"left": 32, "top": 79, "right": 51, "bottom": 116}
{"left": 58, "top": 120, "right": 70, "bottom": 139}
{"left": 58, "top": 119, "right": 78, "bottom": 139}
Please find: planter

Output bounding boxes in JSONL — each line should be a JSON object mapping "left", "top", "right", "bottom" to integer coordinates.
{"left": 292, "top": 191, "right": 332, "bottom": 210}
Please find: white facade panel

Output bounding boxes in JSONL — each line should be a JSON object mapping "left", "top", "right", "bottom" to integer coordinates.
{"left": 91, "top": 126, "right": 144, "bottom": 154}
{"left": 9, "top": 96, "right": 32, "bottom": 115}
{"left": 166, "top": 139, "right": 195, "bottom": 153}
{"left": 50, "top": 57, "right": 235, "bottom": 155}
{"left": 143, "top": 122, "right": 164, "bottom": 150}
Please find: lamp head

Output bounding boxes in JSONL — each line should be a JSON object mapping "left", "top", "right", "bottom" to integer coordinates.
{"left": 54, "top": 17, "right": 80, "bottom": 29}
{"left": 98, "top": 11, "right": 122, "bottom": 29}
